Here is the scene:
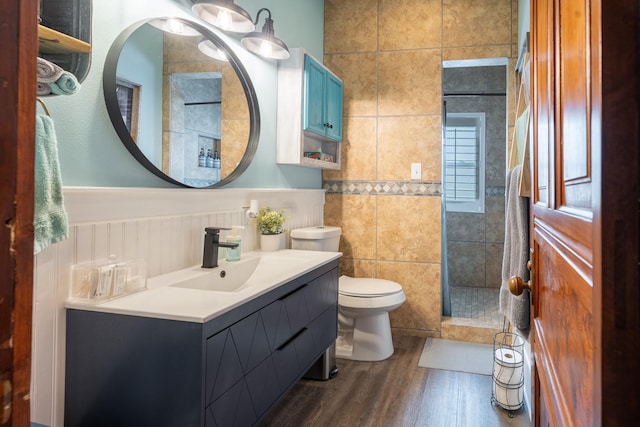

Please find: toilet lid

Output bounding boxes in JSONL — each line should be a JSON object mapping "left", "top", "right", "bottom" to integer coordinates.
{"left": 339, "top": 275, "right": 403, "bottom": 297}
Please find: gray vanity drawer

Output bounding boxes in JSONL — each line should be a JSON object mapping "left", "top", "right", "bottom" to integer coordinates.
{"left": 261, "top": 272, "right": 338, "bottom": 351}
{"left": 205, "top": 270, "right": 338, "bottom": 408}
{"left": 204, "top": 267, "right": 338, "bottom": 426}
{"left": 206, "top": 304, "right": 337, "bottom": 426}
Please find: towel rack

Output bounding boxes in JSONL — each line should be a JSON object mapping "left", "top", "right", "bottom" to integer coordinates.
{"left": 36, "top": 98, "right": 51, "bottom": 117}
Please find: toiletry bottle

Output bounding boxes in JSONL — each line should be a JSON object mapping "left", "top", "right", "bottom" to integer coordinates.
{"left": 206, "top": 149, "right": 214, "bottom": 168}
{"left": 198, "top": 148, "right": 205, "bottom": 167}
{"left": 213, "top": 150, "right": 221, "bottom": 169}
{"left": 225, "top": 226, "right": 244, "bottom": 262}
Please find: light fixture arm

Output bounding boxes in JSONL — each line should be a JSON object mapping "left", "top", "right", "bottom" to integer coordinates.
{"left": 252, "top": 8, "right": 272, "bottom": 26}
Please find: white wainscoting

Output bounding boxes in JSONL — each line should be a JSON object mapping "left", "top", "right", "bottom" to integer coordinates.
{"left": 31, "top": 187, "right": 326, "bottom": 427}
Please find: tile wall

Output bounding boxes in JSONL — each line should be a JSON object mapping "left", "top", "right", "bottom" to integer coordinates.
{"left": 444, "top": 65, "right": 507, "bottom": 289}
{"left": 323, "top": 0, "right": 519, "bottom": 336}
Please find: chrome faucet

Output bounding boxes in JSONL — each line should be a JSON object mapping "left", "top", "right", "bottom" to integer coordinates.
{"left": 202, "top": 227, "right": 239, "bottom": 268}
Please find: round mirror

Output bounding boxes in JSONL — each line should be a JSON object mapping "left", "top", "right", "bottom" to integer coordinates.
{"left": 103, "top": 18, "right": 260, "bottom": 188}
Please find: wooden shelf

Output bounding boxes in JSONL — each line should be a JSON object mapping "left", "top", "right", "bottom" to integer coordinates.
{"left": 300, "top": 157, "right": 341, "bottom": 170}
{"left": 38, "top": 25, "right": 91, "bottom": 54}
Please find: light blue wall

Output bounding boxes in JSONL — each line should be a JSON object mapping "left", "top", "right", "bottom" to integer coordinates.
{"left": 44, "top": 0, "right": 324, "bottom": 189}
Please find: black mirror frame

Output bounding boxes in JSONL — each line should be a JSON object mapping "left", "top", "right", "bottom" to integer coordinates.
{"left": 103, "top": 17, "right": 260, "bottom": 188}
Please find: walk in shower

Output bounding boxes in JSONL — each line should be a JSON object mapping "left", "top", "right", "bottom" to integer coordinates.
{"left": 441, "top": 59, "right": 508, "bottom": 329}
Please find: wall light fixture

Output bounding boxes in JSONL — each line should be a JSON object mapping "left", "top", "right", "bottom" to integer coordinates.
{"left": 191, "top": 0, "right": 255, "bottom": 33}
{"left": 241, "top": 8, "right": 290, "bottom": 60}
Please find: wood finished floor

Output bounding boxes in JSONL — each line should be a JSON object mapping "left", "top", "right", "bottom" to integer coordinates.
{"left": 260, "top": 335, "right": 530, "bottom": 427}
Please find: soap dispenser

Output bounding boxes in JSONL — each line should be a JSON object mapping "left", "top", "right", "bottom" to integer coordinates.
{"left": 225, "top": 226, "right": 244, "bottom": 262}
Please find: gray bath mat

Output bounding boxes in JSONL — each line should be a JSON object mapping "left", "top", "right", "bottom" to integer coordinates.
{"left": 418, "top": 338, "right": 493, "bottom": 375}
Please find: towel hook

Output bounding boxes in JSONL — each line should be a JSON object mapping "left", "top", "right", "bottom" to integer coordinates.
{"left": 36, "top": 98, "right": 51, "bottom": 117}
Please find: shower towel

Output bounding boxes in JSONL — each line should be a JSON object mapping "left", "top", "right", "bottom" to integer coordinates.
{"left": 37, "top": 57, "right": 64, "bottom": 83}
{"left": 34, "top": 114, "right": 68, "bottom": 254}
{"left": 499, "top": 165, "right": 530, "bottom": 333}
{"left": 48, "top": 71, "right": 80, "bottom": 95}
{"left": 514, "top": 106, "right": 529, "bottom": 164}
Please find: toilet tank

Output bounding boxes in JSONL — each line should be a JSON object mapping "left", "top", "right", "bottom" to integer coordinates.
{"left": 290, "top": 226, "right": 341, "bottom": 252}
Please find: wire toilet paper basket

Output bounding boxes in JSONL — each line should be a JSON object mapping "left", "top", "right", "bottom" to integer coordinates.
{"left": 491, "top": 331, "right": 525, "bottom": 413}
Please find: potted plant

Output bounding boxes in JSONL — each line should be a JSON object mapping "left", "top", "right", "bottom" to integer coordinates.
{"left": 255, "top": 207, "right": 288, "bottom": 251}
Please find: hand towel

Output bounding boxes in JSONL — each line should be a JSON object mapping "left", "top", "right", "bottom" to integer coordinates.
{"left": 34, "top": 114, "right": 68, "bottom": 254}
{"left": 48, "top": 71, "right": 80, "bottom": 95}
{"left": 499, "top": 165, "right": 530, "bottom": 333}
{"left": 37, "top": 57, "right": 64, "bottom": 83}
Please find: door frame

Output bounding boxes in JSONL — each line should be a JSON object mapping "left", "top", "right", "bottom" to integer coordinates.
{"left": 0, "top": 0, "right": 37, "bottom": 425}
{"left": 595, "top": 0, "right": 639, "bottom": 423}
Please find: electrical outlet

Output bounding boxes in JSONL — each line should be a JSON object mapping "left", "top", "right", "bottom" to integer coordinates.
{"left": 411, "top": 163, "right": 422, "bottom": 180}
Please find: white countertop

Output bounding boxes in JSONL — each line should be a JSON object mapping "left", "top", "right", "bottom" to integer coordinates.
{"left": 65, "top": 250, "right": 342, "bottom": 323}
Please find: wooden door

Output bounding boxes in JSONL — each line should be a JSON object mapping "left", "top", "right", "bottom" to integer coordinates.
{"left": 530, "top": 0, "right": 639, "bottom": 425}
{"left": 0, "top": 0, "right": 37, "bottom": 425}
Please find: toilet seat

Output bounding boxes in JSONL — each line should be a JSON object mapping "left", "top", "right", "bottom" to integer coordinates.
{"left": 338, "top": 276, "right": 406, "bottom": 310}
{"left": 339, "top": 275, "right": 403, "bottom": 298}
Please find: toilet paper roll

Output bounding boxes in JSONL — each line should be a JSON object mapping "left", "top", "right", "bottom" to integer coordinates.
{"left": 493, "top": 380, "right": 524, "bottom": 410}
{"left": 495, "top": 348, "right": 523, "bottom": 366}
{"left": 493, "top": 348, "right": 524, "bottom": 385}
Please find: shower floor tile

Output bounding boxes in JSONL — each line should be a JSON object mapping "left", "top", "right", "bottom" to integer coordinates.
{"left": 450, "top": 286, "right": 503, "bottom": 326}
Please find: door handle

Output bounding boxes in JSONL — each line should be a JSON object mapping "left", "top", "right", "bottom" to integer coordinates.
{"left": 509, "top": 258, "right": 533, "bottom": 296}
{"left": 508, "top": 276, "right": 531, "bottom": 295}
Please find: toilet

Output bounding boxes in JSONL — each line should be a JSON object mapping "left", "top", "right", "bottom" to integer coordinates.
{"left": 290, "top": 226, "right": 406, "bottom": 361}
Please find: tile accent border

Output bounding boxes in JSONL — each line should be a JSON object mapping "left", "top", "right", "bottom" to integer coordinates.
{"left": 324, "top": 180, "right": 442, "bottom": 196}
{"left": 324, "top": 181, "right": 503, "bottom": 199}
{"left": 486, "top": 185, "right": 506, "bottom": 197}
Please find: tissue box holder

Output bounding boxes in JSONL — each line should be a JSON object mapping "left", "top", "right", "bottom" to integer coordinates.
{"left": 69, "top": 257, "right": 147, "bottom": 304}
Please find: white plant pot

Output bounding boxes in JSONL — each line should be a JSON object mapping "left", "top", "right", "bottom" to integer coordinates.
{"left": 260, "top": 234, "right": 282, "bottom": 252}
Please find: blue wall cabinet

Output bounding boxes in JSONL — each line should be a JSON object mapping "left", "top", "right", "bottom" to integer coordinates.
{"left": 303, "top": 56, "right": 343, "bottom": 141}
{"left": 277, "top": 48, "right": 343, "bottom": 170}
{"left": 324, "top": 73, "right": 343, "bottom": 141}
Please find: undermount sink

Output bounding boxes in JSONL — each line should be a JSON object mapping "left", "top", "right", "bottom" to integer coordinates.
{"left": 170, "top": 256, "right": 261, "bottom": 292}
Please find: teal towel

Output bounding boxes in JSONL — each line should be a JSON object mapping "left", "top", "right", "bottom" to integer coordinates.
{"left": 48, "top": 71, "right": 80, "bottom": 95}
{"left": 34, "top": 114, "right": 68, "bottom": 254}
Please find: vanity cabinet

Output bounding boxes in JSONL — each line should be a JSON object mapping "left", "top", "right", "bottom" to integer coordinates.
{"left": 64, "top": 260, "right": 339, "bottom": 427}
{"left": 277, "top": 48, "right": 343, "bottom": 170}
